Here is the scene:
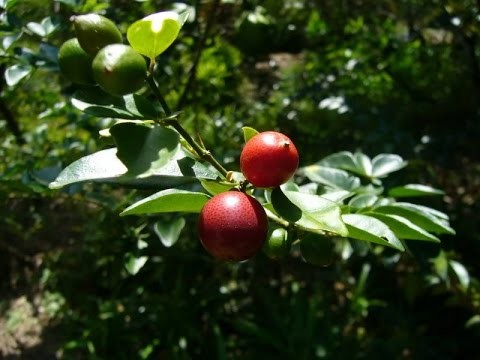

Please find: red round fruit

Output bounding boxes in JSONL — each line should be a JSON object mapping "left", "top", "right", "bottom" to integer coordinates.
{"left": 198, "top": 191, "right": 268, "bottom": 261}
{"left": 240, "top": 131, "right": 299, "bottom": 188}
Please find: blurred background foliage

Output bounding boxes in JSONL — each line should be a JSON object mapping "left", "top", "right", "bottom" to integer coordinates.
{"left": 1, "top": 0, "right": 479, "bottom": 358}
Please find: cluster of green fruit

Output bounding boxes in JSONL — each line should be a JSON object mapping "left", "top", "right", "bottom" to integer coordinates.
{"left": 198, "top": 131, "right": 334, "bottom": 265}
{"left": 58, "top": 14, "right": 147, "bottom": 95}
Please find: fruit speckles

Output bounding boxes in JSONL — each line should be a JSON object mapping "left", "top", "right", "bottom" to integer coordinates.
{"left": 240, "top": 131, "right": 299, "bottom": 188}
{"left": 198, "top": 191, "right": 268, "bottom": 261}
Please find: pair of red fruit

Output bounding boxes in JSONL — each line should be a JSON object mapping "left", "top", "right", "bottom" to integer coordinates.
{"left": 198, "top": 131, "right": 299, "bottom": 261}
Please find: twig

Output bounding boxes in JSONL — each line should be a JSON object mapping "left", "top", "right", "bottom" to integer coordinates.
{"left": 177, "top": 0, "right": 221, "bottom": 109}
{"left": 146, "top": 75, "right": 230, "bottom": 179}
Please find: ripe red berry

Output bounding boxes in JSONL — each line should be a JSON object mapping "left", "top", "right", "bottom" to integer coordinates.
{"left": 198, "top": 191, "right": 268, "bottom": 261}
{"left": 240, "top": 131, "right": 299, "bottom": 188}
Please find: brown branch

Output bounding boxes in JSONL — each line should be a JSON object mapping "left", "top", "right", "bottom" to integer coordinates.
{"left": 176, "top": 0, "right": 221, "bottom": 110}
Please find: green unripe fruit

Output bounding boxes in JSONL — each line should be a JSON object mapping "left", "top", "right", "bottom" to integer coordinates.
{"left": 300, "top": 233, "right": 335, "bottom": 266}
{"left": 57, "top": 38, "right": 94, "bottom": 85}
{"left": 92, "top": 44, "right": 147, "bottom": 96}
{"left": 264, "top": 227, "right": 290, "bottom": 259}
{"left": 72, "top": 14, "right": 123, "bottom": 55}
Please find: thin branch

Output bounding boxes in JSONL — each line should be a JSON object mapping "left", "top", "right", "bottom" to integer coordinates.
{"left": 146, "top": 75, "right": 230, "bottom": 179}
{"left": 177, "top": 0, "right": 221, "bottom": 109}
{"left": 146, "top": 75, "right": 172, "bottom": 116}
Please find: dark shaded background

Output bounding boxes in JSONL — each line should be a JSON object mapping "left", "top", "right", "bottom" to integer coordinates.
{"left": 1, "top": 0, "right": 479, "bottom": 358}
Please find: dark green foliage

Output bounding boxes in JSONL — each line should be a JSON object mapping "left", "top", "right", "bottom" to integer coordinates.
{"left": 1, "top": 0, "right": 479, "bottom": 359}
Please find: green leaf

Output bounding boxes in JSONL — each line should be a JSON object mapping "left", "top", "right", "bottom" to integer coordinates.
{"left": 200, "top": 179, "right": 234, "bottom": 195}
{"left": 49, "top": 124, "right": 219, "bottom": 189}
{"left": 49, "top": 148, "right": 127, "bottom": 189}
{"left": 153, "top": 217, "right": 186, "bottom": 247}
{"left": 72, "top": 89, "right": 162, "bottom": 120}
{"left": 354, "top": 152, "right": 372, "bottom": 176}
{"left": 348, "top": 194, "right": 378, "bottom": 209}
{"left": 121, "top": 189, "right": 210, "bottom": 216}
{"left": 374, "top": 203, "right": 455, "bottom": 235}
{"left": 319, "top": 151, "right": 358, "bottom": 173}
{"left": 465, "top": 315, "right": 480, "bottom": 328}
{"left": 388, "top": 184, "right": 444, "bottom": 197}
{"left": 449, "top": 260, "right": 469, "bottom": 291}
{"left": 342, "top": 214, "right": 404, "bottom": 251}
{"left": 125, "top": 255, "right": 148, "bottom": 275}
{"left": 127, "top": 11, "right": 185, "bottom": 59}
{"left": 320, "top": 190, "right": 352, "bottom": 203}
{"left": 302, "top": 165, "right": 361, "bottom": 191}
{"left": 371, "top": 154, "right": 407, "bottom": 178}
{"left": 242, "top": 126, "right": 259, "bottom": 142}
{"left": 366, "top": 212, "right": 440, "bottom": 242}
{"left": 5, "top": 64, "right": 32, "bottom": 86}
{"left": 273, "top": 188, "right": 348, "bottom": 236}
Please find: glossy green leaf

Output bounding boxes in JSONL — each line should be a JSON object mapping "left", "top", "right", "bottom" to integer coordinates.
{"left": 125, "top": 255, "right": 148, "bottom": 275}
{"left": 388, "top": 184, "right": 444, "bottom": 197}
{"left": 348, "top": 194, "right": 378, "bottom": 209}
{"left": 200, "top": 179, "right": 234, "bottom": 195}
{"left": 72, "top": 89, "right": 162, "bottom": 120}
{"left": 242, "top": 126, "right": 259, "bottom": 142}
{"left": 366, "top": 212, "right": 440, "bottom": 242}
{"left": 449, "top": 260, "right": 469, "bottom": 291}
{"left": 320, "top": 190, "right": 352, "bottom": 203}
{"left": 50, "top": 124, "right": 219, "bottom": 189}
{"left": 302, "top": 165, "right": 361, "bottom": 191}
{"left": 49, "top": 148, "right": 127, "bottom": 189}
{"left": 371, "top": 154, "right": 407, "bottom": 178}
{"left": 354, "top": 152, "right": 372, "bottom": 176}
{"left": 374, "top": 203, "right": 455, "bottom": 235}
{"left": 153, "top": 217, "right": 186, "bottom": 247}
{"left": 5, "top": 64, "right": 32, "bottom": 86}
{"left": 342, "top": 214, "right": 404, "bottom": 251}
{"left": 127, "top": 11, "right": 185, "bottom": 59}
{"left": 121, "top": 189, "right": 210, "bottom": 216}
{"left": 319, "top": 151, "right": 358, "bottom": 173}
{"left": 274, "top": 188, "right": 348, "bottom": 236}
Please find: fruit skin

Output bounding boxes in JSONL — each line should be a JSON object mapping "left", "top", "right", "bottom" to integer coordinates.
{"left": 300, "top": 233, "right": 335, "bottom": 266}
{"left": 263, "top": 227, "right": 290, "bottom": 259}
{"left": 198, "top": 191, "right": 268, "bottom": 261}
{"left": 72, "top": 14, "right": 123, "bottom": 55}
{"left": 92, "top": 44, "right": 147, "bottom": 96}
{"left": 240, "top": 131, "right": 299, "bottom": 188}
{"left": 57, "top": 38, "right": 94, "bottom": 85}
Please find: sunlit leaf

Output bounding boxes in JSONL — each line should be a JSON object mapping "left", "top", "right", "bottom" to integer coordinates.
{"left": 449, "top": 260, "right": 469, "bottom": 291}
{"left": 242, "top": 126, "right": 259, "bottom": 142}
{"left": 302, "top": 165, "right": 361, "bottom": 191}
{"left": 153, "top": 217, "right": 186, "bottom": 247}
{"left": 125, "top": 255, "right": 148, "bottom": 275}
{"left": 371, "top": 154, "right": 407, "bottom": 178}
{"left": 5, "top": 64, "right": 32, "bottom": 86}
{"left": 366, "top": 212, "right": 440, "bottom": 242}
{"left": 388, "top": 184, "right": 444, "bottom": 197}
{"left": 342, "top": 214, "right": 404, "bottom": 250}
{"left": 121, "top": 189, "right": 210, "bottom": 215}
{"left": 127, "top": 11, "right": 186, "bottom": 59}
{"left": 375, "top": 203, "right": 455, "bottom": 235}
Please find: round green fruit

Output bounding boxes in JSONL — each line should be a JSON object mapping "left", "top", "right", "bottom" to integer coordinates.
{"left": 57, "top": 38, "right": 94, "bottom": 85}
{"left": 263, "top": 227, "right": 290, "bottom": 259}
{"left": 92, "top": 44, "right": 147, "bottom": 95}
{"left": 300, "top": 233, "right": 335, "bottom": 266}
{"left": 240, "top": 131, "right": 299, "bottom": 188}
{"left": 198, "top": 191, "right": 268, "bottom": 261}
{"left": 72, "top": 13, "right": 123, "bottom": 55}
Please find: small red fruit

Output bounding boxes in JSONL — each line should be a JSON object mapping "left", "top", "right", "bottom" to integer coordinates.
{"left": 198, "top": 191, "right": 268, "bottom": 261}
{"left": 240, "top": 131, "right": 299, "bottom": 188}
